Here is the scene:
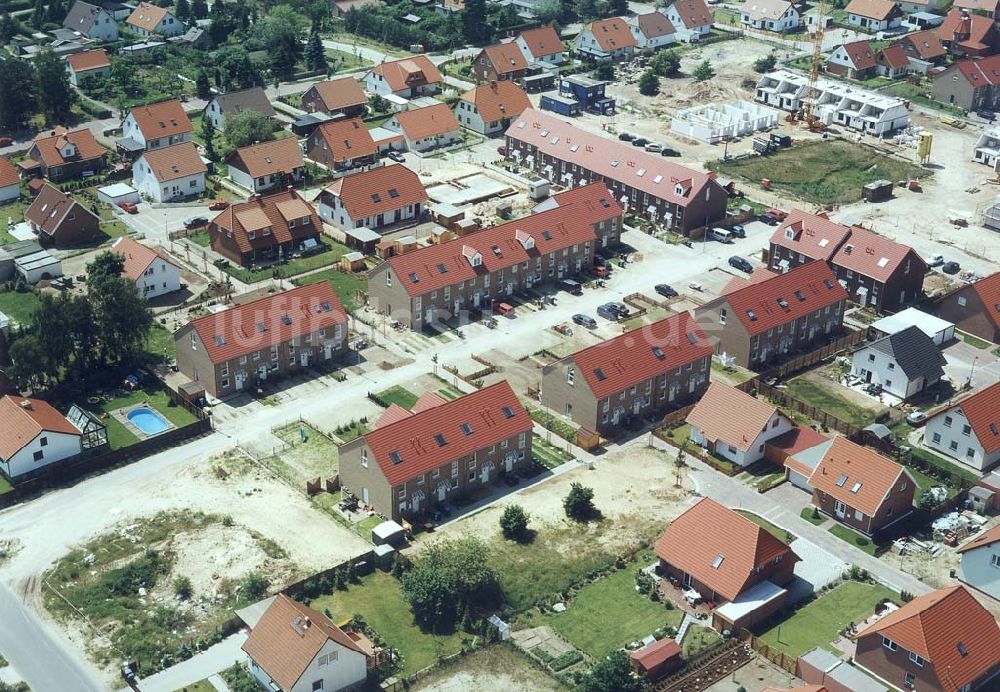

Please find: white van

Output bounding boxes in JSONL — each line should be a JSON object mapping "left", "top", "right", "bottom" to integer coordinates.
{"left": 711, "top": 228, "right": 733, "bottom": 244}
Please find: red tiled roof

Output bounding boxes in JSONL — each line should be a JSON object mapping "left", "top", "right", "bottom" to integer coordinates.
{"left": 955, "top": 0, "right": 1000, "bottom": 14}
{"left": 855, "top": 585, "right": 1000, "bottom": 692}
{"left": 767, "top": 425, "right": 830, "bottom": 458}
{"left": 721, "top": 268, "right": 780, "bottom": 296}
{"left": 138, "top": 142, "right": 206, "bottom": 182}
{"left": 687, "top": 382, "right": 781, "bottom": 452}
{"left": 187, "top": 283, "right": 347, "bottom": 364}
{"left": 368, "top": 55, "right": 442, "bottom": 93}
{"left": 386, "top": 181, "right": 621, "bottom": 297}
{"left": 831, "top": 226, "right": 923, "bottom": 283}
{"left": 459, "top": 81, "right": 532, "bottom": 123}
{"left": 951, "top": 54, "right": 1000, "bottom": 88}
{"left": 113, "top": 236, "right": 175, "bottom": 281}
{"left": 410, "top": 391, "right": 449, "bottom": 413}
{"left": 807, "top": 437, "right": 910, "bottom": 517}
{"left": 881, "top": 43, "right": 910, "bottom": 70}
{"left": 375, "top": 404, "right": 412, "bottom": 428}
{"left": 506, "top": 109, "right": 719, "bottom": 208}
{"left": 128, "top": 99, "right": 193, "bottom": 139}
{"left": 900, "top": 30, "right": 946, "bottom": 61}
{"left": 318, "top": 164, "right": 427, "bottom": 222}
{"left": 716, "top": 261, "right": 847, "bottom": 336}
{"left": 242, "top": 594, "right": 365, "bottom": 691}
{"left": 630, "top": 637, "right": 681, "bottom": 669}
{"left": 311, "top": 118, "right": 378, "bottom": 163}
{"left": 957, "top": 522, "right": 1000, "bottom": 553}
{"left": 66, "top": 49, "right": 110, "bottom": 72}
{"left": 938, "top": 10, "right": 996, "bottom": 53}
{"left": 392, "top": 104, "right": 460, "bottom": 142}
{"left": 126, "top": 1, "right": 169, "bottom": 31}
{"left": 211, "top": 188, "right": 321, "bottom": 255}
{"left": 517, "top": 26, "right": 563, "bottom": 58}
{"left": 481, "top": 42, "right": 528, "bottom": 75}
{"left": 24, "top": 184, "right": 97, "bottom": 237}
{"left": 568, "top": 313, "right": 712, "bottom": 399}
{"left": 362, "top": 381, "right": 531, "bottom": 486}
{"left": 0, "top": 395, "right": 80, "bottom": 460}
{"left": 225, "top": 138, "right": 303, "bottom": 180}
{"left": 845, "top": 0, "right": 899, "bottom": 21}
{"left": 306, "top": 77, "right": 367, "bottom": 112}
{"left": 670, "top": 0, "right": 713, "bottom": 29}
{"left": 770, "top": 210, "right": 852, "bottom": 263}
{"left": 836, "top": 40, "right": 877, "bottom": 71}
{"left": 586, "top": 17, "right": 638, "bottom": 52}
{"left": 0, "top": 156, "right": 18, "bottom": 189}
{"left": 635, "top": 11, "right": 675, "bottom": 38}
{"left": 939, "top": 381, "right": 1000, "bottom": 455}
{"left": 967, "top": 272, "right": 1000, "bottom": 330}
{"left": 30, "top": 127, "right": 105, "bottom": 168}
{"left": 654, "top": 497, "right": 798, "bottom": 601}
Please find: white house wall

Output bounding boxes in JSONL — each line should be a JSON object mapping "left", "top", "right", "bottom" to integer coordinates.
{"left": 925, "top": 407, "right": 1000, "bottom": 472}
{"left": 134, "top": 160, "right": 205, "bottom": 203}
{"left": 134, "top": 258, "right": 181, "bottom": 299}
{"left": 0, "top": 430, "right": 81, "bottom": 478}
{"left": 85, "top": 10, "right": 119, "bottom": 40}
{"left": 671, "top": 100, "right": 779, "bottom": 143}
{"left": 0, "top": 183, "right": 19, "bottom": 204}
{"left": 960, "top": 547, "right": 1000, "bottom": 601}
{"left": 851, "top": 347, "right": 927, "bottom": 400}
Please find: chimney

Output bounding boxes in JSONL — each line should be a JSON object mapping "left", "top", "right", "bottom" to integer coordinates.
{"left": 20, "top": 399, "right": 32, "bottom": 410}
{"left": 844, "top": 244, "right": 853, "bottom": 255}
{"left": 304, "top": 616, "right": 311, "bottom": 628}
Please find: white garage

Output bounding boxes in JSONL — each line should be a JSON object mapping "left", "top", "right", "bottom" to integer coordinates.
{"left": 784, "top": 439, "right": 834, "bottom": 491}
{"left": 871, "top": 307, "right": 955, "bottom": 347}
{"left": 97, "top": 182, "right": 140, "bottom": 207}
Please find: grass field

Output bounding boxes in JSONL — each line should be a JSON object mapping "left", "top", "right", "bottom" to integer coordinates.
{"left": 523, "top": 550, "right": 682, "bottom": 658}
{"left": 525, "top": 404, "right": 578, "bottom": 444}
{"left": 99, "top": 385, "right": 199, "bottom": 449}
{"left": 324, "top": 48, "right": 373, "bottom": 73}
{"left": 0, "top": 290, "right": 42, "bottom": 325}
{"left": 292, "top": 267, "right": 367, "bottom": 313}
{"left": 883, "top": 82, "right": 966, "bottom": 117}
{"left": 222, "top": 242, "right": 352, "bottom": 285}
{"left": 532, "top": 435, "right": 573, "bottom": 470}
{"left": 757, "top": 581, "right": 898, "bottom": 657}
{"left": 186, "top": 231, "right": 211, "bottom": 248}
{"left": 958, "top": 330, "right": 992, "bottom": 350}
{"left": 736, "top": 510, "right": 794, "bottom": 543}
{"left": 708, "top": 140, "right": 928, "bottom": 205}
{"left": 376, "top": 385, "right": 418, "bottom": 409}
{"left": 0, "top": 475, "right": 13, "bottom": 495}
{"left": 785, "top": 377, "right": 879, "bottom": 427}
{"left": 310, "top": 572, "right": 468, "bottom": 675}
{"left": 800, "top": 507, "right": 826, "bottom": 525}
{"left": 682, "top": 625, "right": 721, "bottom": 658}
{"left": 828, "top": 523, "right": 879, "bottom": 555}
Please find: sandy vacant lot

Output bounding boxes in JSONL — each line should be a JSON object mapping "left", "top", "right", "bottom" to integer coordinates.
{"left": 413, "top": 645, "right": 562, "bottom": 692}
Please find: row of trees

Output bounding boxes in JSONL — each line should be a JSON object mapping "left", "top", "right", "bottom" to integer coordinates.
{"left": 6, "top": 252, "right": 154, "bottom": 390}
{"left": 0, "top": 49, "right": 76, "bottom": 130}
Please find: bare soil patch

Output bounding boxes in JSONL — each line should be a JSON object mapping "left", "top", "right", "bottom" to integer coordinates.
{"left": 412, "top": 644, "right": 562, "bottom": 692}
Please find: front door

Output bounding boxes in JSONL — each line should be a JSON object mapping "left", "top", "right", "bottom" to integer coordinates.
{"left": 683, "top": 572, "right": 693, "bottom": 588}
{"left": 324, "top": 343, "right": 334, "bottom": 360}
{"left": 504, "top": 451, "right": 516, "bottom": 472}
{"left": 835, "top": 500, "right": 847, "bottom": 518}
{"left": 425, "top": 308, "right": 434, "bottom": 324}
{"left": 436, "top": 484, "right": 447, "bottom": 502}
{"left": 473, "top": 291, "right": 481, "bottom": 307}
{"left": 411, "top": 491, "right": 423, "bottom": 514}
{"left": 864, "top": 370, "right": 872, "bottom": 383}
{"left": 362, "top": 487, "right": 369, "bottom": 505}
{"left": 633, "top": 400, "right": 641, "bottom": 415}
{"left": 480, "top": 461, "right": 494, "bottom": 484}
{"left": 300, "top": 351, "right": 310, "bottom": 367}
{"left": 612, "top": 406, "right": 624, "bottom": 425}
{"left": 257, "top": 364, "right": 269, "bottom": 381}
{"left": 453, "top": 299, "right": 460, "bottom": 316}
{"left": 235, "top": 371, "right": 247, "bottom": 391}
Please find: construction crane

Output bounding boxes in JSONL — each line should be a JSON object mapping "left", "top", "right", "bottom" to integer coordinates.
{"left": 803, "top": 0, "right": 828, "bottom": 131}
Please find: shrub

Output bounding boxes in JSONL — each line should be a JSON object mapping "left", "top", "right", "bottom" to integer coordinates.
{"left": 638, "top": 69, "right": 659, "bottom": 96}
{"left": 753, "top": 55, "right": 776, "bottom": 73}
{"left": 563, "top": 482, "right": 597, "bottom": 522}
{"left": 499, "top": 504, "right": 531, "bottom": 541}
{"left": 693, "top": 59, "right": 716, "bottom": 82}
{"left": 550, "top": 649, "right": 583, "bottom": 672}
{"left": 173, "top": 575, "right": 193, "bottom": 600}
{"left": 239, "top": 572, "right": 269, "bottom": 601}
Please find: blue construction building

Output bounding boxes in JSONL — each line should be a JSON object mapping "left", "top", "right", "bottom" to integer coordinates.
{"left": 558, "top": 75, "right": 616, "bottom": 115}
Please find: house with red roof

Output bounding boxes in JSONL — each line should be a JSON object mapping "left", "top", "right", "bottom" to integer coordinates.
{"left": 932, "top": 53, "right": 1000, "bottom": 111}
{"left": 338, "top": 381, "right": 532, "bottom": 520}
{"left": 924, "top": 381, "right": 1000, "bottom": 471}
{"left": 630, "top": 637, "right": 682, "bottom": 682}
{"left": 65, "top": 49, "right": 110, "bottom": 85}
{"left": 112, "top": 236, "right": 181, "bottom": 299}
{"left": 694, "top": 261, "right": 848, "bottom": 369}
{"left": 958, "top": 523, "right": 1000, "bottom": 600}
{"left": 383, "top": 103, "right": 461, "bottom": 153}
{"left": 740, "top": 0, "right": 800, "bottom": 33}
{"left": 937, "top": 9, "right": 999, "bottom": 58}
{"left": 954, "top": 0, "right": 1000, "bottom": 18}
{"left": 896, "top": 30, "right": 946, "bottom": 68}
{"left": 208, "top": 187, "right": 322, "bottom": 268}
{"left": 119, "top": 99, "right": 193, "bottom": 154}
{"left": 827, "top": 41, "right": 878, "bottom": 80}
{"left": 125, "top": 1, "right": 182, "bottom": 36}
{"left": 304, "top": 118, "right": 378, "bottom": 173}
{"left": 878, "top": 43, "right": 910, "bottom": 79}
{"left": 363, "top": 55, "right": 442, "bottom": 98}
{"left": 300, "top": 77, "right": 368, "bottom": 117}
{"left": 541, "top": 312, "right": 712, "bottom": 437}
{"left": 630, "top": 10, "right": 677, "bottom": 48}
{"left": 515, "top": 26, "right": 566, "bottom": 65}
{"left": 366, "top": 182, "right": 621, "bottom": 330}
{"left": 25, "top": 127, "right": 106, "bottom": 182}
{"left": 807, "top": 437, "right": 914, "bottom": 535}
{"left": 473, "top": 42, "right": 529, "bottom": 82}
{"left": 24, "top": 184, "right": 100, "bottom": 246}
{"left": 456, "top": 81, "right": 532, "bottom": 136}
{"left": 504, "top": 109, "right": 728, "bottom": 234}
{"left": 0, "top": 157, "right": 20, "bottom": 204}
{"left": 173, "top": 282, "right": 348, "bottom": 398}
{"left": 575, "top": 17, "right": 638, "bottom": 61}
{"left": 654, "top": 497, "right": 799, "bottom": 631}
{"left": 225, "top": 138, "right": 304, "bottom": 194}
{"left": 686, "top": 382, "right": 794, "bottom": 467}
{"left": 314, "top": 164, "right": 427, "bottom": 232}
{"left": 854, "top": 585, "right": 1000, "bottom": 691}
{"left": 133, "top": 141, "right": 206, "bottom": 203}
{"left": 663, "top": 0, "right": 714, "bottom": 40}
{"left": 242, "top": 594, "right": 369, "bottom": 692}
{"left": 0, "top": 395, "right": 89, "bottom": 479}
{"left": 935, "top": 272, "right": 1000, "bottom": 344}
{"left": 845, "top": 0, "right": 902, "bottom": 32}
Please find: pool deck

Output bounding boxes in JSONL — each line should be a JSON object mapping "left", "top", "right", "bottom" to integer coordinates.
{"left": 110, "top": 403, "right": 176, "bottom": 440}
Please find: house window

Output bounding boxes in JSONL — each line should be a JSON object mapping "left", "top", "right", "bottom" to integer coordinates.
{"left": 567, "top": 368, "right": 575, "bottom": 385}
{"left": 950, "top": 440, "right": 959, "bottom": 451}
{"left": 360, "top": 449, "right": 368, "bottom": 468}
{"left": 962, "top": 424, "right": 972, "bottom": 436}
{"left": 882, "top": 636, "right": 898, "bottom": 651}
{"left": 397, "top": 486, "right": 406, "bottom": 500}
{"left": 932, "top": 432, "right": 941, "bottom": 444}
{"left": 968, "top": 447, "right": 976, "bottom": 458}
{"left": 904, "top": 672, "right": 915, "bottom": 688}
{"left": 312, "top": 681, "right": 324, "bottom": 691}
{"left": 992, "top": 554, "right": 1000, "bottom": 568}
{"left": 33, "top": 450, "right": 44, "bottom": 461}
{"left": 887, "top": 363, "right": 895, "bottom": 370}
{"left": 868, "top": 353, "right": 875, "bottom": 362}
{"left": 957, "top": 296, "right": 967, "bottom": 307}
{"left": 909, "top": 652, "right": 925, "bottom": 667}
{"left": 945, "top": 416, "right": 953, "bottom": 427}
{"left": 39, "top": 437, "right": 48, "bottom": 447}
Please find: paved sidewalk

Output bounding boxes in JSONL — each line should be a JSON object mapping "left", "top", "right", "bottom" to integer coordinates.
{"left": 133, "top": 632, "right": 247, "bottom": 692}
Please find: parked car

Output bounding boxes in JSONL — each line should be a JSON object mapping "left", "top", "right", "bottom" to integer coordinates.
{"left": 942, "top": 261, "right": 961, "bottom": 274}
{"left": 655, "top": 283, "right": 678, "bottom": 298}
{"left": 979, "top": 110, "right": 996, "bottom": 123}
{"left": 631, "top": 137, "right": 649, "bottom": 147}
{"left": 906, "top": 411, "right": 928, "bottom": 426}
{"left": 765, "top": 208, "right": 788, "bottom": 222}
{"left": 208, "top": 199, "right": 229, "bottom": 211}
{"left": 927, "top": 254, "right": 944, "bottom": 267}
{"left": 572, "top": 313, "right": 597, "bottom": 328}
{"left": 118, "top": 201, "right": 138, "bottom": 214}
{"left": 597, "top": 303, "right": 620, "bottom": 321}
{"left": 660, "top": 147, "right": 681, "bottom": 157}
{"left": 608, "top": 302, "right": 630, "bottom": 318}
{"left": 497, "top": 145, "right": 507, "bottom": 156}
{"left": 729, "top": 224, "right": 746, "bottom": 238}
{"left": 759, "top": 212, "right": 780, "bottom": 225}
{"left": 0, "top": 136, "right": 12, "bottom": 147}
{"left": 729, "top": 256, "right": 753, "bottom": 273}
{"left": 645, "top": 142, "right": 663, "bottom": 153}
{"left": 184, "top": 216, "right": 208, "bottom": 229}
{"left": 560, "top": 278, "right": 583, "bottom": 295}
{"left": 387, "top": 150, "right": 406, "bottom": 163}
{"left": 618, "top": 132, "right": 635, "bottom": 142}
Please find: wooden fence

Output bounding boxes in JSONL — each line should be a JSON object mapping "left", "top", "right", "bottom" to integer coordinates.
{"left": 755, "top": 381, "right": 864, "bottom": 438}
{"left": 756, "top": 329, "right": 865, "bottom": 382}
{"left": 738, "top": 629, "right": 797, "bottom": 674}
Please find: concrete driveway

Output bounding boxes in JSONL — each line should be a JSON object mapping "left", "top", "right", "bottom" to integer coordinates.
{"left": 122, "top": 202, "right": 213, "bottom": 244}
{"left": 942, "top": 338, "right": 1000, "bottom": 391}
{"left": 788, "top": 536, "right": 849, "bottom": 603}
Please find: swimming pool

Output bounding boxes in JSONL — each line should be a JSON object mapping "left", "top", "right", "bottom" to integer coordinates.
{"left": 127, "top": 407, "right": 170, "bottom": 435}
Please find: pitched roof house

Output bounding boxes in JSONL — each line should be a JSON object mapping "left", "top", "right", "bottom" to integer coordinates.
{"left": 663, "top": 0, "right": 714, "bottom": 38}
{"left": 935, "top": 272, "right": 1000, "bottom": 344}
{"left": 844, "top": 0, "right": 903, "bottom": 31}
{"left": 203, "top": 87, "right": 276, "bottom": 130}
{"left": 208, "top": 187, "right": 322, "bottom": 268}
{"left": 515, "top": 26, "right": 566, "bottom": 64}
{"left": 654, "top": 497, "right": 799, "bottom": 630}
{"left": 385, "top": 104, "right": 461, "bottom": 153}
{"left": 25, "top": 127, "right": 106, "bottom": 182}
{"left": 854, "top": 585, "right": 1000, "bottom": 692}
{"left": 897, "top": 30, "right": 947, "bottom": 64}
{"left": 937, "top": 9, "right": 999, "bottom": 57}
{"left": 242, "top": 594, "right": 368, "bottom": 692}
{"left": 63, "top": 0, "right": 118, "bottom": 41}
{"left": 0, "top": 395, "right": 86, "bottom": 479}
{"left": 695, "top": 261, "right": 848, "bottom": 369}
{"left": 120, "top": 99, "right": 193, "bottom": 152}
{"left": 225, "top": 138, "right": 305, "bottom": 194}
{"left": 541, "top": 312, "right": 713, "bottom": 437}
{"left": 456, "top": 81, "right": 532, "bottom": 136}
{"left": 958, "top": 524, "right": 1000, "bottom": 600}
{"left": 687, "top": 382, "right": 794, "bottom": 467}
{"left": 473, "top": 42, "right": 529, "bottom": 82}
{"left": 0, "top": 157, "right": 18, "bottom": 204}
{"left": 932, "top": 53, "right": 1000, "bottom": 111}
{"left": 630, "top": 637, "right": 683, "bottom": 682}
{"left": 125, "top": 1, "right": 182, "bottom": 36}
{"left": 850, "top": 325, "right": 945, "bottom": 400}
{"left": 174, "top": 283, "right": 348, "bottom": 398}
{"left": 364, "top": 55, "right": 443, "bottom": 98}
{"left": 65, "top": 49, "right": 111, "bottom": 85}
{"left": 924, "top": 381, "right": 1000, "bottom": 471}
{"left": 630, "top": 11, "right": 677, "bottom": 48}
{"left": 314, "top": 164, "right": 427, "bottom": 232}
{"left": 878, "top": 43, "right": 910, "bottom": 78}
{"left": 24, "top": 184, "right": 100, "bottom": 246}
{"left": 740, "top": 0, "right": 800, "bottom": 33}
{"left": 133, "top": 142, "right": 207, "bottom": 203}
{"left": 575, "top": 17, "right": 638, "bottom": 61}
{"left": 339, "top": 381, "right": 533, "bottom": 521}
{"left": 300, "top": 77, "right": 368, "bottom": 117}
{"left": 954, "top": 0, "right": 1000, "bottom": 18}
{"left": 304, "top": 117, "right": 378, "bottom": 171}
{"left": 827, "top": 41, "right": 878, "bottom": 80}
{"left": 112, "top": 236, "right": 181, "bottom": 300}
{"left": 768, "top": 210, "right": 852, "bottom": 266}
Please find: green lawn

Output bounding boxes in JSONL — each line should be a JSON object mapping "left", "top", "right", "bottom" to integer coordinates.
{"left": 785, "top": 377, "right": 879, "bottom": 428}
{"left": 957, "top": 330, "right": 992, "bottom": 350}
{"left": 524, "top": 551, "right": 682, "bottom": 658}
{"left": 175, "top": 679, "right": 217, "bottom": 692}
{"left": 707, "top": 140, "right": 929, "bottom": 206}
{"left": 682, "top": 625, "right": 721, "bottom": 658}
{"left": 800, "top": 507, "right": 826, "bottom": 525}
{"left": 736, "top": 510, "right": 794, "bottom": 543}
{"left": 909, "top": 446, "right": 980, "bottom": 484}
{"left": 310, "top": 572, "right": 467, "bottom": 675}
{"left": 144, "top": 323, "right": 176, "bottom": 363}
{"left": 376, "top": 385, "right": 418, "bottom": 409}
{"left": 908, "top": 464, "right": 959, "bottom": 500}
{"left": 0, "top": 475, "right": 14, "bottom": 495}
{"left": 292, "top": 267, "right": 366, "bottom": 313}
{"left": 324, "top": 48, "right": 374, "bottom": 73}
{"left": 187, "top": 231, "right": 211, "bottom": 248}
{"left": 352, "top": 514, "right": 383, "bottom": 540}
{"left": 0, "top": 290, "right": 42, "bottom": 325}
{"left": 758, "top": 581, "right": 898, "bottom": 657}
{"left": 532, "top": 434, "right": 573, "bottom": 470}
{"left": 525, "top": 404, "right": 578, "bottom": 444}
{"left": 98, "top": 385, "right": 199, "bottom": 450}
{"left": 828, "top": 523, "right": 879, "bottom": 555}
{"left": 222, "top": 242, "right": 352, "bottom": 284}
{"left": 883, "top": 82, "right": 967, "bottom": 118}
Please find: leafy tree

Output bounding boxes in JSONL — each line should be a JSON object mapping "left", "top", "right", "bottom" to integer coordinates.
{"left": 462, "top": 0, "right": 490, "bottom": 43}
{"left": 368, "top": 93, "right": 390, "bottom": 114}
{"left": 592, "top": 61, "right": 614, "bottom": 81}
{"left": 216, "top": 45, "right": 264, "bottom": 90}
{"left": 87, "top": 251, "right": 154, "bottom": 366}
{"left": 8, "top": 334, "right": 47, "bottom": 389}
{"left": 35, "top": 48, "right": 76, "bottom": 124}
{"left": 196, "top": 69, "right": 212, "bottom": 99}
{"left": 0, "top": 58, "right": 37, "bottom": 130}
{"left": 201, "top": 114, "right": 217, "bottom": 161}
{"left": 240, "top": 572, "right": 270, "bottom": 601}
{"left": 305, "top": 29, "right": 327, "bottom": 74}
{"left": 261, "top": 5, "right": 306, "bottom": 82}
{"left": 638, "top": 69, "right": 659, "bottom": 96}
{"left": 577, "top": 0, "right": 603, "bottom": 20}
{"left": 753, "top": 54, "right": 777, "bottom": 73}
{"left": 0, "top": 12, "right": 19, "bottom": 42}
{"left": 31, "top": 294, "right": 75, "bottom": 382}
{"left": 606, "top": 0, "right": 628, "bottom": 16}
{"left": 223, "top": 109, "right": 275, "bottom": 149}
{"left": 651, "top": 49, "right": 681, "bottom": 77}
{"left": 534, "top": 0, "right": 563, "bottom": 25}
{"left": 46, "top": 0, "right": 67, "bottom": 24}
{"left": 499, "top": 504, "right": 530, "bottom": 541}
{"left": 175, "top": 0, "right": 190, "bottom": 23}
{"left": 576, "top": 650, "right": 646, "bottom": 692}
{"left": 31, "top": 0, "right": 45, "bottom": 29}
{"left": 191, "top": 0, "right": 209, "bottom": 19}
{"left": 173, "top": 575, "right": 193, "bottom": 600}
{"left": 110, "top": 57, "right": 140, "bottom": 98}
{"left": 693, "top": 59, "right": 716, "bottom": 82}
{"left": 563, "top": 482, "right": 597, "bottom": 521}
